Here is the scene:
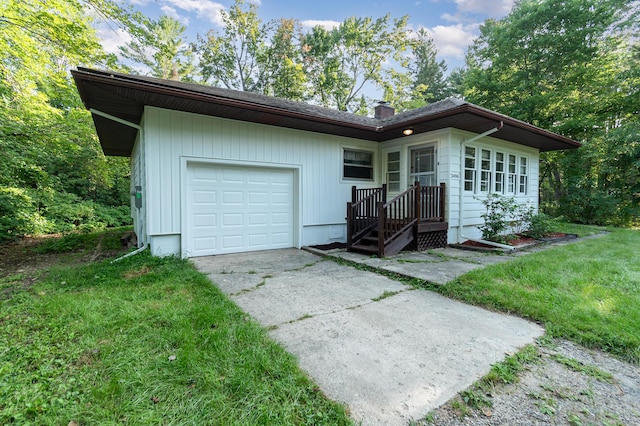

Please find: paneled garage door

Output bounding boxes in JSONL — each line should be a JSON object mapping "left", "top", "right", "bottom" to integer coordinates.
{"left": 185, "top": 163, "right": 295, "bottom": 257}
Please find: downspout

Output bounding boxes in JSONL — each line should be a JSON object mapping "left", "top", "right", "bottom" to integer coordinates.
{"left": 458, "top": 121, "right": 515, "bottom": 251}
{"left": 89, "top": 109, "right": 149, "bottom": 260}
{"left": 112, "top": 243, "right": 148, "bottom": 263}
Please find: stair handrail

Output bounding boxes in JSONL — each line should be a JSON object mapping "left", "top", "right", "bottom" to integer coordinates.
{"left": 378, "top": 183, "right": 420, "bottom": 252}
{"left": 347, "top": 184, "right": 386, "bottom": 247}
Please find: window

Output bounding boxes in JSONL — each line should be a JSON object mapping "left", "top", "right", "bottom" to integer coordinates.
{"left": 343, "top": 149, "right": 374, "bottom": 180}
{"left": 464, "top": 146, "right": 476, "bottom": 191}
{"left": 386, "top": 151, "right": 401, "bottom": 191}
{"left": 410, "top": 146, "right": 436, "bottom": 186}
{"left": 494, "top": 152, "right": 505, "bottom": 193}
{"left": 507, "top": 154, "right": 517, "bottom": 193}
{"left": 480, "top": 149, "right": 491, "bottom": 192}
{"left": 519, "top": 157, "right": 528, "bottom": 194}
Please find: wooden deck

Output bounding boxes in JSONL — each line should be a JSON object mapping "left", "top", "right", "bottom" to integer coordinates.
{"left": 347, "top": 183, "right": 448, "bottom": 257}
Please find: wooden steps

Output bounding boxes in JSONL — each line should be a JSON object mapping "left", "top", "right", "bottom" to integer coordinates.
{"left": 347, "top": 183, "right": 447, "bottom": 258}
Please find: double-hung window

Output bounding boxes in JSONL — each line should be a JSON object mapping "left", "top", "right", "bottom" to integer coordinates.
{"left": 343, "top": 149, "right": 374, "bottom": 180}
{"left": 519, "top": 157, "right": 528, "bottom": 194}
{"left": 480, "top": 149, "right": 491, "bottom": 192}
{"left": 386, "top": 151, "right": 401, "bottom": 191}
{"left": 464, "top": 146, "right": 476, "bottom": 191}
{"left": 494, "top": 152, "right": 505, "bottom": 193}
{"left": 507, "top": 154, "right": 517, "bottom": 194}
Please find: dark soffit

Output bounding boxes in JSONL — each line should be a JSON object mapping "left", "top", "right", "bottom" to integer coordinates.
{"left": 71, "top": 67, "right": 581, "bottom": 157}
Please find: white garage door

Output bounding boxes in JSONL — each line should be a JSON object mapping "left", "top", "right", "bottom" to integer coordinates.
{"left": 185, "top": 163, "right": 295, "bottom": 257}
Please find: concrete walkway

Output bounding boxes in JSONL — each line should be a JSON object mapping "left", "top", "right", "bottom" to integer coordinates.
{"left": 192, "top": 247, "right": 545, "bottom": 425}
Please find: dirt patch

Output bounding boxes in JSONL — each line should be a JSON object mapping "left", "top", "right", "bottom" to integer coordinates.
{"left": 425, "top": 339, "right": 640, "bottom": 425}
{"left": 0, "top": 234, "right": 130, "bottom": 298}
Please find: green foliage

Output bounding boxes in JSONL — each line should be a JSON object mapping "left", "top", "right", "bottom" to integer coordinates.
{"left": 478, "top": 193, "right": 524, "bottom": 242}
{"left": 522, "top": 212, "right": 558, "bottom": 239}
{"left": 301, "top": 14, "right": 411, "bottom": 113}
{"left": 408, "top": 28, "right": 452, "bottom": 104}
{"left": 462, "top": 0, "right": 640, "bottom": 227}
{"left": 0, "top": 187, "right": 45, "bottom": 242}
{"left": 0, "top": 247, "right": 352, "bottom": 424}
{"left": 119, "top": 15, "right": 196, "bottom": 81}
{"left": 0, "top": 0, "right": 136, "bottom": 241}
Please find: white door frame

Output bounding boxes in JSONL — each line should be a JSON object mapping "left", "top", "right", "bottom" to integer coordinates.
{"left": 180, "top": 156, "right": 302, "bottom": 258}
{"left": 409, "top": 143, "right": 437, "bottom": 186}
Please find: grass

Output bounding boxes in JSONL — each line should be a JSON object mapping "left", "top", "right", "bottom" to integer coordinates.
{"left": 438, "top": 226, "right": 640, "bottom": 364}
{"left": 0, "top": 246, "right": 351, "bottom": 424}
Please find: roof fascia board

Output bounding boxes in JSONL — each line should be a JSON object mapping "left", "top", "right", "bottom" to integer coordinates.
{"left": 72, "top": 69, "right": 376, "bottom": 132}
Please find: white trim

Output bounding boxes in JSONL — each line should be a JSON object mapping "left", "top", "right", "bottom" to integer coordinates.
{"left": 341, "top": 145, "right": 376, "bottom": 182}
{"left": 180, "top": 156, "right": 302, "bottom": 258}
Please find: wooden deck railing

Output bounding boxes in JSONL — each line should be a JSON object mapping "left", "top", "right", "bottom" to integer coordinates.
{"left": 419, "top": 182, "right": 446, "bottom": 221}
{"left": 378, "top": 184, "right": 420, "bottom": 254}
{"left": 347, "top": 184, "right": 387, "bottom": 247}
{"left": 347, "top": 182, "right": 446, "bottom": 256}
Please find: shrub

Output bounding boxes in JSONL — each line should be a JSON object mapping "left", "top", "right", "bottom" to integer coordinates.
{"left": 522, "top": 212, "right": 558, "bottom": 238}
{"left": 478, "top": 194, "right": 520, "bottom": 243}
{"left": 0, "top": 187, "right": 49, "bottom": 242}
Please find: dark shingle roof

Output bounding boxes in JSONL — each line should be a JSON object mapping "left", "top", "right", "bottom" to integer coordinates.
{"left": 71, "top": 67, "right": 580, "bottom": 156}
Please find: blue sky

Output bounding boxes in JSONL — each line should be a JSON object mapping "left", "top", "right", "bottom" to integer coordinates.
{"left": 99, "top": 0, "right": 515, "bottom": 73}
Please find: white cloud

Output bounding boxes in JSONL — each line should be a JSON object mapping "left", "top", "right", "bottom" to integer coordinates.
{"left": 164, "top": 0, "right": 225, "bottom": 25}
{"left": 424, "top": 24, "right": 478, "bottom": 58}
{"left": 301, "top": 20, "right": 341, "bottom": 30}
{"left": 161, "top": 5, "right": 190, "bottom": 25}
{"left": 97, "top": 26, "right": 132, "bottom": 54}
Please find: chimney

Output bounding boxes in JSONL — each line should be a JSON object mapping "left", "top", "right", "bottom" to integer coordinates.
{"left": 374, "top": 101, "right": 395, "bottom": 119}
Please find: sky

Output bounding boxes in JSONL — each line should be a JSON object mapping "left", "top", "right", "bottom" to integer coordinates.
{"left": 99, "top": 0, "right": 515, "bottom": 73}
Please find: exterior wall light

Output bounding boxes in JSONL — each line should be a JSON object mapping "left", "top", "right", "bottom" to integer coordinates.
{"left": 402, "top": 128, "right": 414, "bottom": 136}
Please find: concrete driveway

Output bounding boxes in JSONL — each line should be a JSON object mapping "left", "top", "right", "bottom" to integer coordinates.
{"left": 192, "top": 249, "right": 543, "bottom": 425}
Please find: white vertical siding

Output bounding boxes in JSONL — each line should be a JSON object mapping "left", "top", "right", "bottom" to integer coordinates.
{"left": 450, "top": 130, "right": 540, "bottom": 242}
{"left": 143, "top": 106, "right": 380, "bottom": 246}
{"left": 129, "top": 125, "right": 149, "bottom": 247}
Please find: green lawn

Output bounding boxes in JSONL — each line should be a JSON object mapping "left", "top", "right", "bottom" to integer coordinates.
{"left": 0, "top": 238, "right": 351, "bottom": 425}
{"left": 2, "top": 225, "right": 638, "bottom": 424}
{"left": 438, "top": 226, "right": 640, "bottom": 364}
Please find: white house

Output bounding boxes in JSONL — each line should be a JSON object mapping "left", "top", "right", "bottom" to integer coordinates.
{"left": 72, "top": 68, "right": 580, "bottom": 258}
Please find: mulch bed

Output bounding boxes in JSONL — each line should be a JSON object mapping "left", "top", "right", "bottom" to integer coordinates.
{"left": 309, "top": 242, "right": 347, "bottom": 250}
{"left": 454, "top": 233, "right": 577, "bottom": 251}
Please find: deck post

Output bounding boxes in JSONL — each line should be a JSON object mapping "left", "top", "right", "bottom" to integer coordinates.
{"left": 414, "top": 182, "right": 420, "bottom": 245}
{"left": 347, "top": 201, "right": 353, "bottom": 248}
{"left": 439, "top": 182, "right": 446, "bottom": 221}
{"left": 377, "top": 201, "right": 385, "bottom": 257}
{"left": 351, "top": 185, "right": 357, "bottom": 203}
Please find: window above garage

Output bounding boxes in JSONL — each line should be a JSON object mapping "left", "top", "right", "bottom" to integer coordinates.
{"left": 343, "top": 148, "right": 374, "bottom": 180}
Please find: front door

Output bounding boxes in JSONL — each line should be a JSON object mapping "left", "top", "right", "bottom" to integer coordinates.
{"left": 409, "top": 145, "right": 436, "bottom": 186}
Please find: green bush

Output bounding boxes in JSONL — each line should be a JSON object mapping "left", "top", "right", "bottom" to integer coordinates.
{"left": 478, "top": 194, "right": 558, "bottom": 242}
{"left": 522, "top": 212, "right": 558, "bottom": 238}
{"left": 0, "top": 188, "right": 132, "bottom": 242}
{"left": 0, "top": 187, "right": 49, "bottom": 242}
{"left": 478, "top": 194, "right": 520, "bottom": 243}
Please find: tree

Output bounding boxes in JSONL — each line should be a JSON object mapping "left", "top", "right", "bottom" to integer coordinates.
{"left": 119, "top": 15, "right": 196, "bottom": 81}
{"left": 257, "top": 18, "right": 307, "bottom": 100}
{"left": 301, "top": 14, "right": 411, "bottom": 113}
{"left": 195, "top": 0, "right": 266, "bottom": 91}
{"left": 461, "top": 0, "right": 639, "bottom": 225}
{"left": 0, "top": 0, "right": 137, "bottom": 239}
{"left": 195, "top": 0, "right": 306, "bottom": 98}
{"left": 409, "top": 28, "right": 451, "bottom": 103}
